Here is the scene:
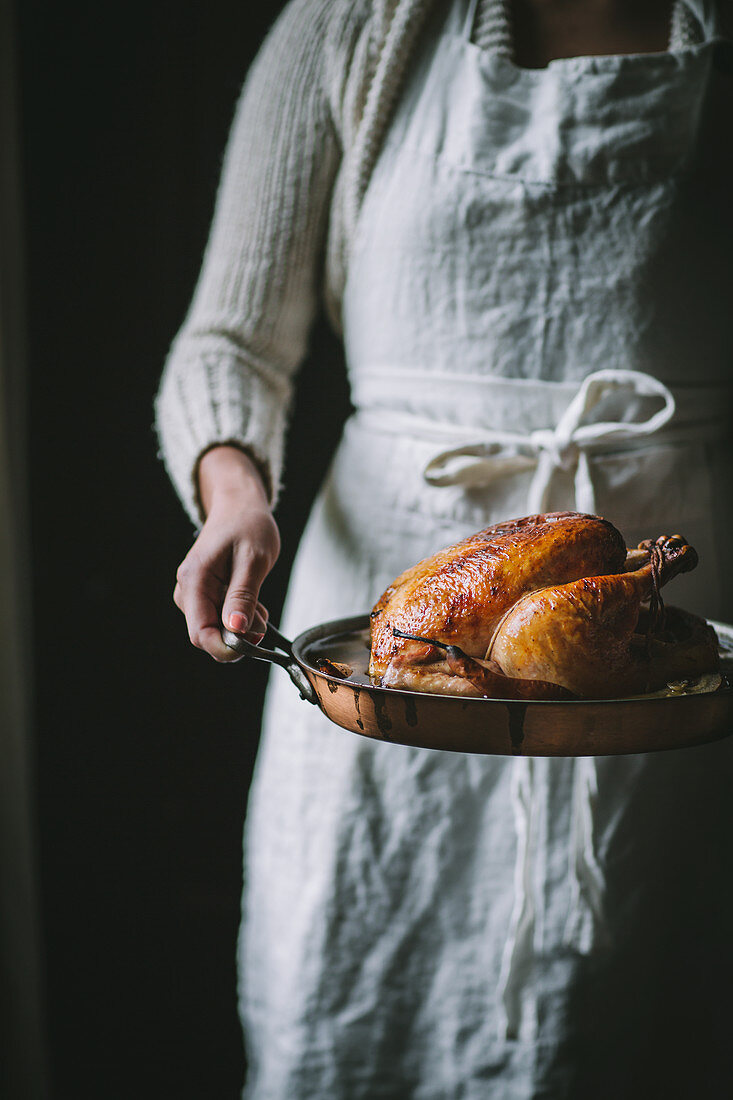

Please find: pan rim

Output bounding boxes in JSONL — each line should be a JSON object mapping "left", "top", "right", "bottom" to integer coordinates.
{"left": 293, "top": 613, "right": 732, "bottom": 708}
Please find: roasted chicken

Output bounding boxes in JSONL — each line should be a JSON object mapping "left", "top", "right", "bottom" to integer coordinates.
{"left": 369, "top": 511, "right": 719, "bottom": 699}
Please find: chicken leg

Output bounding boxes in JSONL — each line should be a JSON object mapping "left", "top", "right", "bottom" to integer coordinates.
{"left": 490, "top": 535, "right": 717, "bottom": 697}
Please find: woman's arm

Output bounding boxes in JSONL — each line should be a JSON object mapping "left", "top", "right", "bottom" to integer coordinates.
{"left": 156, "top": 0, "right": 354, "bottom": 519}
{"left": 156, "top": 0, "right": 370, "bottom": 657}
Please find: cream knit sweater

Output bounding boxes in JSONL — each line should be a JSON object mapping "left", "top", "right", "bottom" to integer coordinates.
{"left": 154, "top": 0, "right": 704, "bottom": 525}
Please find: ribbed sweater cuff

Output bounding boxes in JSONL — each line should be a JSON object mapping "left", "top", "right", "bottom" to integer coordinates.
{"left": 155, "top": 351, "right": 289, "bottom": 527}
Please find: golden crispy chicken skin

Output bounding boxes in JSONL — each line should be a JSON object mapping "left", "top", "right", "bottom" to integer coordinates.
{"left": 369, "top": 512, "right": 718, "bottom": 699}
{"left": 370, "top": 512, "right": 626, "bottom": 677}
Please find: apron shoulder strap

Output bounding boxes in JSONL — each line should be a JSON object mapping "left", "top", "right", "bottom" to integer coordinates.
{"left": 470, "top": 0, "right": 513, "bottom": 54}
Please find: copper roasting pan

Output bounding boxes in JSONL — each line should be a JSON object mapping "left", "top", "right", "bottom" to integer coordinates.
{"left": 223, "top": 617, "right": 733, "bottom": 757}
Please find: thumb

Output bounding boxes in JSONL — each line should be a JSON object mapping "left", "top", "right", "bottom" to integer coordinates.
{"left": 222, "top": 549, "right": 269, "bottom": 635}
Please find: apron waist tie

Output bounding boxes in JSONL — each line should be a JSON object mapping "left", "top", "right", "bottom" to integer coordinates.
{"left": 417, "top": 369, "right": 679, "bottom": 1037}
{"left": 416, "top": 370, "right": 698, "bottom": 1034}
{"left": 497, "top": 756, "right": 535, "bottom": 1041}
{"left": 564, "top": 756, "right": 607, "bottom": 955}
{"left": 491, "top": 373, "right": 665, "bottom": 1037}
{"left": 498, "top": 757, "right": 607, "bottom": 1042}
{"left": 422, "top": 369, "right": 677, "bottom": 513}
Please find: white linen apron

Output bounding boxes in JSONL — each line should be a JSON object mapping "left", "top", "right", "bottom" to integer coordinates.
{"left": 239, "top": 2, "right": 733, "bottom": 1096}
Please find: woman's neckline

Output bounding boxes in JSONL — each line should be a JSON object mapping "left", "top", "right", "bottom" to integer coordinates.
{"left": 472, "top": 0, "right": 702, "bottom": 69}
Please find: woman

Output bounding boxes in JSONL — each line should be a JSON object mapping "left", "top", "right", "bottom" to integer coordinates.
{"left": 157, "top": 0, "right": 733, "bottom": 1095}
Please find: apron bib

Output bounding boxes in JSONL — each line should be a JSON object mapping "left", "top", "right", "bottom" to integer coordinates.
{"left": 339, "top": 0, "right": 733, "bottom": 616}
{"left": 240, "top": 3, "right": 733, "bottom": 1096}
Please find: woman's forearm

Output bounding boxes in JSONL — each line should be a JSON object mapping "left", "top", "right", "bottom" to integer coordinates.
{"left": 197, "top": 445, "right": 271, "bottom": 518}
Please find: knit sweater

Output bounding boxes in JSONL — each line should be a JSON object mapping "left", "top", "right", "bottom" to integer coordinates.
{"left": 154, "top": 0, "right": 705, "bottom": 526}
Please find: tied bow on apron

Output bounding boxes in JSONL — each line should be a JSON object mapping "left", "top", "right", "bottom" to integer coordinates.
{"left": 422, "top": 369, "right": 676, "bottom": 513}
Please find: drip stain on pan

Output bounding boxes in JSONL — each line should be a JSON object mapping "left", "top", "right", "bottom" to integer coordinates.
{"left": 508, "top": 703, "right": 527, "bottom": 755}
{"left": 404, "top": 696, "right": 418, "bottom": 727}
{"left": 353, "top": 689, "right": 365, "bottom": 731}
{"left": 373, "top": 694, "right": 393, "bottom": 740}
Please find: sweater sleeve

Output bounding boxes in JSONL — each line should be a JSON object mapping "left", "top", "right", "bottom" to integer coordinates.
{"left": 155, "top": 0, "right": 368, "bottom": 526}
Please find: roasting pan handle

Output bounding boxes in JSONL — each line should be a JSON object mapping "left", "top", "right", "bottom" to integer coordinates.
{"left": 221, "top": 622, "right": 318, "bottom": 705}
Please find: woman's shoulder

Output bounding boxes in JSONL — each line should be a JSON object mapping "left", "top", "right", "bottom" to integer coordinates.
{"left": 258, "top": 0, "right": 431, "bottom": 82}
{"left": 250, "top": 0, "right": 374, "bottom": 111}
{"left": 253, "top": 0, "right": 432, "bottom": 144}
{"left": 258, "top": 0, "right": 375, "bottom": 60}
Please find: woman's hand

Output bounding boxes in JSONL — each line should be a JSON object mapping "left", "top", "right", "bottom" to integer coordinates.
{"left": 173, "top": 446, "right": 281, "bottom": 662}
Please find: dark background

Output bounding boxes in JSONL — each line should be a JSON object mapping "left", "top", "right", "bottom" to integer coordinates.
{"left": 16, "top": 1, "right": 349, "bottom": 1095}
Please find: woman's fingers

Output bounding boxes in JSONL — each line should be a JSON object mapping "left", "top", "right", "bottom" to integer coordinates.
{"left": 249, "top": 601, "right": 270, "bottom": 637}
{"left": 176, "top": 557, "right": 242, "bottom": 662}
{"left": 244, "top": 605, "right": 268, "bottom": 642}
{"left": 222, "top": 547, "right": 273, "bottom": 637}
{"left": 173, "top": 559, "right": 273, "bottom": 660}
{"left": 172, "top": 497, "right": 280, "bottom": 662}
